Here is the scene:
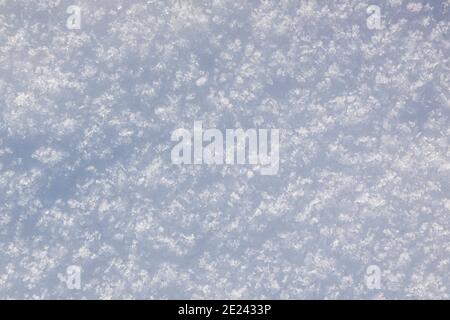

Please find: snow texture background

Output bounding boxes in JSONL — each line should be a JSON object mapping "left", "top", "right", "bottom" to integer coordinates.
{"left": 0, "top": 0, "right": 449, "bottom": 299}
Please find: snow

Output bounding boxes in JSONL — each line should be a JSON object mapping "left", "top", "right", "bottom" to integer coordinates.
{"left": 0, "top": 0, "right": 449, "bottom": 299}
